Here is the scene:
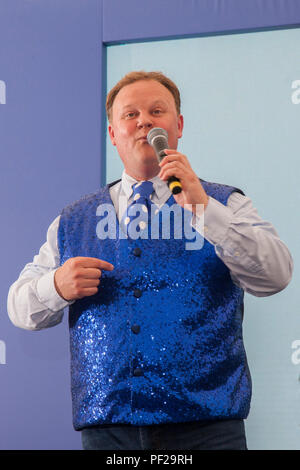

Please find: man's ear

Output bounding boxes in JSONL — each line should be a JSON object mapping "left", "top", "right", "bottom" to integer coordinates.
{"left": 177, "top": 114, "right": 184, "bottom": 139}
{"left": 108, "top": 124, "right": 116, "bottom": 146}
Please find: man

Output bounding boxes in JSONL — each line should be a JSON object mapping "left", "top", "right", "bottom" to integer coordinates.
{"left": 8, "top": 71, "right": 293, "bottom": 450}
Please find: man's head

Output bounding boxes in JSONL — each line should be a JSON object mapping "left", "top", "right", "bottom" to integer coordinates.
{"left": 106, "top": 71, "right": 181, "bottom": 123}
{"left": 107, "top": 71, "right": 183, "bottom": 181}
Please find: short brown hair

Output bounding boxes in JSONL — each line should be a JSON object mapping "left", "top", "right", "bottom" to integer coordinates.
{"left": 106, "top": 71, "right": 181, "bottom": 122}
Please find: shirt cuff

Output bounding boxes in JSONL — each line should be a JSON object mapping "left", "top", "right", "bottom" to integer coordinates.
{"left": 191, "top": 196, "right": 232, "bottom": 245}
{"left": 36, "top": 270, "right": 75, "bottom": 311}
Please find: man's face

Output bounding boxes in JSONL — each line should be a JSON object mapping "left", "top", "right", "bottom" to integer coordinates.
{"left": 108, "top": 79, "right": 183, "bottom": 180}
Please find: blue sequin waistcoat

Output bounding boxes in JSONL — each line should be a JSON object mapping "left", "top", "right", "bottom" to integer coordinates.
{"left": 58, "top": 179, "right": 252, "bottom": 430}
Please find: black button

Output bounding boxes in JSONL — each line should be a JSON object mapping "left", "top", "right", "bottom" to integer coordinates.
{"left": 131, "top": 324, "right": 141, "bottom": 334}
{"left": 133, "top": 368, "right": 143, "bottom": 377}
{"left": 133, "top": 289, "right": 142, "bottom": 298}
{"left": 133, "top": 247, "right": 141, "bottom": 257}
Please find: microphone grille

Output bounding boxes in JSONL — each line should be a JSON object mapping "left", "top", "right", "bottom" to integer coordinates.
{"left": 147, "top": 127, "right": 168, "bottom": 146}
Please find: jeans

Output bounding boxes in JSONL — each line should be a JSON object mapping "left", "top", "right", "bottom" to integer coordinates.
{"left": 81, "top": 419, "right": 247, "bottom": 450}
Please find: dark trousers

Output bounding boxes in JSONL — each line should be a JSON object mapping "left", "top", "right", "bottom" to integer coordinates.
{"left": 81, "top": 419, "right": 247, "bottom": 450}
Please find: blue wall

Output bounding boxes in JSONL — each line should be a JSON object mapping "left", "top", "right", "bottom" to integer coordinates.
{"left": 0, "top": 0, "right": 102, "bottom": 450}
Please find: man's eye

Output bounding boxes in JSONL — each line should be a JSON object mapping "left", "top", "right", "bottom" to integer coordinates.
{"left": 153, "top": 109, "right": 162, "bottom": 114}
{"left": 125, "top": 112, "right": 136, "bottom": 119}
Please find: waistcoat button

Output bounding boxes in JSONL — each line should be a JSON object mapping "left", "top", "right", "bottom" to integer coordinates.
{"left": 131, "top": 324, "right": 141, "bottom": 334}
{"left": 133, "top": 289, "right": 142, "bottom": 298}
{"left": 133, "top": 368, "right": 143, "bottom": 377}
{"left": 133, "top": 247, "right": 141, "bottom": 257}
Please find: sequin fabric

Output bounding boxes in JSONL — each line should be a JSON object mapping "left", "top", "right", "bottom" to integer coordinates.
{"left": 57, "top": 179, "right": 251, "bottom": 431}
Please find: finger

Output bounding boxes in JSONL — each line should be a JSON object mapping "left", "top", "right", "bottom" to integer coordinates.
{"left": 79, "top": 267, "right": 103, "bottom": 279}
{"left": 75, "top": 257, "right": 114, "bottom": 271}
{"left": 159, "top": 162, "right": 186, "bottom": 178}
{"left": 78, "top": 287, "right": 99, "bottom": 298}
{"left": 160, "top": 160, "right": 186, "bottom": 171}
{"left": 79, "top": 278, "right": 101, "bottom": 288}
{"left": 160, "top": 149, "right": 186, "bottom": 163}
{"left": 159, "top": 153, "right": 179, "bottom": 166}
{"left": 160, "top": 166, "right": 186, "bottom": 182}
{"left": 163, "top": 149, "right": 179, "bottom": 155}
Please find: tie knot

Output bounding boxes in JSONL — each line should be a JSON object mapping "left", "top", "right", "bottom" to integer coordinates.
{"left": 131, "top": 180, "right": 154, "bottom": 202}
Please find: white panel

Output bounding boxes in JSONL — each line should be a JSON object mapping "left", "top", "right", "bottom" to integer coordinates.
{"left": 106, "top": 29, "right": 299, "bottom": 449}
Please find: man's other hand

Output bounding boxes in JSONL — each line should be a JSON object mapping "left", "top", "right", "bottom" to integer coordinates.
{"left": 54, "top": 257, "right": 114, "bottom": 301}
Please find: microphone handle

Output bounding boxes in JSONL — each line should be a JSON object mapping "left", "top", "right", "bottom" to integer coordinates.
{"left": 167, "top": 175, "right": 182, "bottom": 195}
{"left": 159, "top": 151, "right": 182, "bottom": 195}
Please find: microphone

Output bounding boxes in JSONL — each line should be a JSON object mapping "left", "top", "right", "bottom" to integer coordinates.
{"left": 147, "top": 127, "right": 182, "bottom": 195}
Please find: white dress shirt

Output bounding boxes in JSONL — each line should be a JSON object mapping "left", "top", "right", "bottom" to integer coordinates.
{"left": 7, "top": 170, "right": 293, "bottom": 330}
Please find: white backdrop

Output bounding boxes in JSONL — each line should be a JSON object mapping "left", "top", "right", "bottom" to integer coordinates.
{"left": 106, "top": 29, "right": 299, "bottom": 450}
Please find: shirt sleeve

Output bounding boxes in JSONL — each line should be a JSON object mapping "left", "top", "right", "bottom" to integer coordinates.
{"left": 191, "top": 192, "right": 294, "bottom": 297}
{"left": 7, "top": 215, "right": 74, "bottom": 330}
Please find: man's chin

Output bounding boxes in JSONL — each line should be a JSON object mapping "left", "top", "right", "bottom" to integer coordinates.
{"left": 126, "top": 156, "right": 160, "bottom": 179}
{"left": 140, "top": 155, "right": 159, "bottom": 167}
{"left": 135, "top": 148, "right": 158, "bottom": 163}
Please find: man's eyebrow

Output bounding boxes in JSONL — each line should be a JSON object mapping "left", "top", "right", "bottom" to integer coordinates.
{"left": 121, "top": 100, "right": 167, "bottom": 111}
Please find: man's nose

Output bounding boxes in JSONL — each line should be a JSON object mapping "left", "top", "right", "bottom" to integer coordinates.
{"left": 136, "top": 113, "right": 153, "bottom": 129}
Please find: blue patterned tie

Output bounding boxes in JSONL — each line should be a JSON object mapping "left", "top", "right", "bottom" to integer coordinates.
{"left": 121, "top": 181, "right": 154, "bottom": 239}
